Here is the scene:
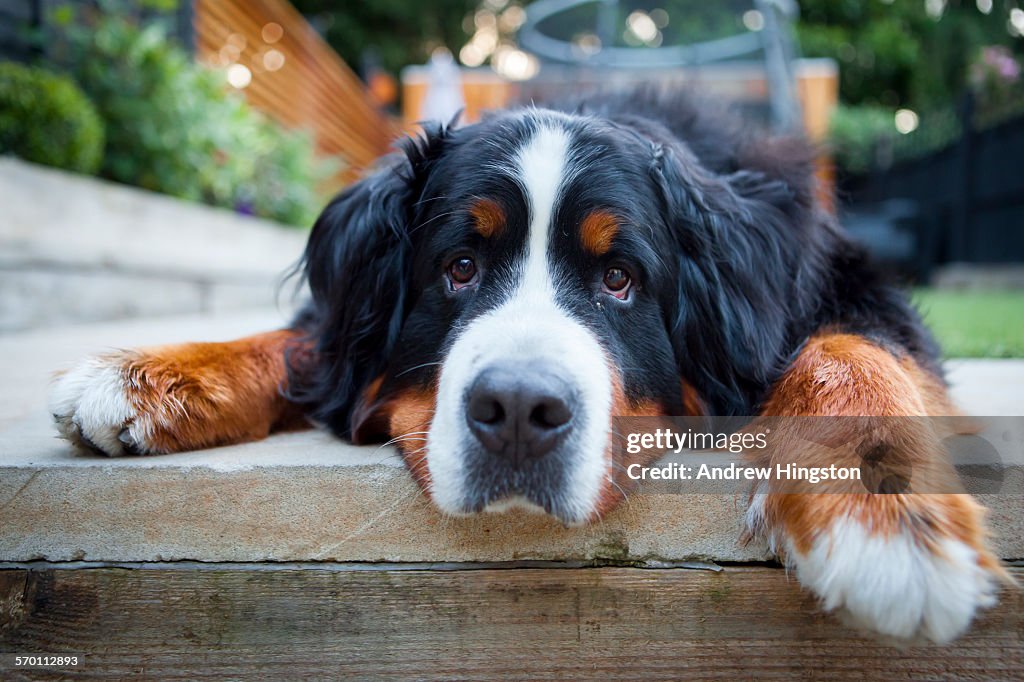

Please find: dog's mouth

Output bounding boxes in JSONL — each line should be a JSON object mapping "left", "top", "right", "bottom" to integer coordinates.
{"left": 439, "top": 472, "right": 618, "bottom": 526}
{"left": 459, "top": 451, "right": 610, "bottom": 525}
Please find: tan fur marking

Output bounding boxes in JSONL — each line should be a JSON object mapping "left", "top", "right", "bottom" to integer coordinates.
{"left": 580, "top": 210, "right": 619, "bottom": 256}
{"left": 590, "top": 369, "right": 670, "bottom": 519}
{"left": 469, "top": 198, "right": 505, "bottom": 238}
{"left": 124, "top": 330, "right": 309, "bottom": 453}
{"left": 386, "top": 388, "right": 438, "bottom": 494}
{"left": 680, "top": 378, "right": 707, "bottom": 417}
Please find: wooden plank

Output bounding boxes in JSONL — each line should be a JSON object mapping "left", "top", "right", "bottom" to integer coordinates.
{"left": 193, "top": 0, "right": 397, "bottom": 185}
{"left": 0, "top": 566, "right": 1020, "bottom": 679}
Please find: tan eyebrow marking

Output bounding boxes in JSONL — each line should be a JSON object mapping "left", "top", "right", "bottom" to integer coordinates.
{"left": 580, "top": 210, "right": 619, "bottom": 256}
{"left": 469, "top": 198, "right": 506, "bottom": 238}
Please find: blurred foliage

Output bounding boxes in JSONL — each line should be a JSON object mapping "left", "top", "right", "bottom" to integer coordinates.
{"left": 291, "top": 0, "right": 477, "bottom": 77}
{"left": 12, "top": 1, "right": 1017, "bottom": 186}
{"left": 46, "top": 3, "right": 329, "bottom": 226}
{"left": 798, "top": 0, "right": 1022, "bottom": 111}
{"left": 829, "top": 103, "right": 962, "bottom": 173}
{"left": 292, "top": 0, "right": 1022, "bottom": 104}
{"left": 292, "top": 0, "right": 765, "bottom": 75}
{"left": 0, "top": 61, "right": 104, "bottom": 174}
{"left": 969, "top": 44, "right": 1023, "bottom": 111}
{"left": 828, "top": 104, "right": 897, "bottom": 174}
{"left": 290, "top": 0, "right": 1024, "bottom": 176}
{"left": 800, "top": 0, "right": 1023, "bottom": 173}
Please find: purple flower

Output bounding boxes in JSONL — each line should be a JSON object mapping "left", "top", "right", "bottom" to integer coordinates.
{"left": 998, "top": 58, "right": 1020, "bottom": 80}
{"left": 235, "top": 199, "right": 255, "bottom": 216}
{"left": 972, "top": 45, "right": 1021, "bottom": 88}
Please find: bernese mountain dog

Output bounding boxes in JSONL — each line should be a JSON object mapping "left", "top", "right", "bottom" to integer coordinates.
{"left": 49, "top": 89, "right": 1007, "bottom": 643}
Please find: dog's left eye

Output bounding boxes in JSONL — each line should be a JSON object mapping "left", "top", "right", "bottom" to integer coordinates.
{"left": 602, "top": 267, "right": 632, "bottom": 300}
{"left": 447, "top": 256, "right": 478, "bottom": 290}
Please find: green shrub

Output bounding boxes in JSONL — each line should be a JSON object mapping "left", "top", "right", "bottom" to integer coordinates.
{"left": 52, "top": 10, "right": 331, "bottom": 226}
{"left": 828, "top": 105, "right": 895, "bottom": 175}
{"left": 0, "top": 61, "right": 104, "bottom": 174}
{"left": 829, "top": 105, "right": 962, "bottom": 175}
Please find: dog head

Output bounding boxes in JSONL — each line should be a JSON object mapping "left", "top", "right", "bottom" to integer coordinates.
{"left": 292, "top": 102, "right": 818, "bottom": 524}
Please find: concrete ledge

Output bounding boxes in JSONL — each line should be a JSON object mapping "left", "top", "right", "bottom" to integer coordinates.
{"left": 0, "top": 419, "right": 769, "bottom": 563}
{"left": 1, "top": 312, "right": 1022, "bottom": 563}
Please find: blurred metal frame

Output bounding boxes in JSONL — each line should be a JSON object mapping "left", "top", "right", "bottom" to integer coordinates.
{"left": 517, "top": 0, "right": 803, "bottom": 132}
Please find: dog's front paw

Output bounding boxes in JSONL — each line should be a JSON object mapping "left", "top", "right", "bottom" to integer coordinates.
{"left": 49, "top": 353, "right": 149, "bottom": 456}
{"left": 793, "top": 517, "right": 998, "bottom": 643}
{"left": 774, "top": 495, "right": 1005, "bottom": 644}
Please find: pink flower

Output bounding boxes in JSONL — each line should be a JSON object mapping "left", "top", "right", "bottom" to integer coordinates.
{"left": 998, "top": 58, "right": 1020, "bottom": 81}
{"left": 973, "top": 46, "right": 1020, "bottom": 87}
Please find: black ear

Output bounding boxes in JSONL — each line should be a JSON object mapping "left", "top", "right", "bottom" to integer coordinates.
{"left": 651, "top": 141, "right": 814, "bottom": 415}
{"left": 287, "top": 125, "right": 449, "bottom": 438}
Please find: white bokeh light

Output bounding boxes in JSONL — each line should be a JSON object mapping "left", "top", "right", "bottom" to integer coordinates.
{"left": 493, "top": 47, "right": 539, "bottom": 80}
{"left": 743, "top": 10, "right": 765, "bottom": 31}
{"left": 226, "top": 63, "right": 252, "bottom": 89}
{"left": 626, "top": 11, "right": 659, "bottom": 43}
{"left": 894, "top": 109, "right": 919, "bottom": 134}
{"left": 262, "top": 49, "right": 285, "bottom": 72}
{"left": 1012, "top": 8, "right": 1024, "bottom": 32}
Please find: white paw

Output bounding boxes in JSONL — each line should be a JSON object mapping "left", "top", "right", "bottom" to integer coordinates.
{"left": 49, "top": 354, "right": 148, "bottom": 456}
{"left": 788, "top": 518, "right": 998, "bottom": 643}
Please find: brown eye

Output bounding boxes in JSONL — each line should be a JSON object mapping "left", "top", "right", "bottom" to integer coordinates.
{"left": 447, "top": 256, "right": 478, "bottom": 289}
{"left": 602, "top": 267, "right": 631, "bottom": 299}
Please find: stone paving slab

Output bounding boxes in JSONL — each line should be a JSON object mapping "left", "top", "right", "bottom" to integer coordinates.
{"left": 0, "top": 159, "right": 306, "bottom": 280}
{"left": 0, "top": 159, "right": 308, "bottom": 331}
{"left": 0, "top": 311, "right": 1021, "bottom": 563}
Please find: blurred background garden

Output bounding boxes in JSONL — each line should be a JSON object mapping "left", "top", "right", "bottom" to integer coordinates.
{"left": 0, "top": 0, "right": 1022, "bottom": 355}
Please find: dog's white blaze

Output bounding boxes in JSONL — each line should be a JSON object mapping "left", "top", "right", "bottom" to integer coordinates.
{"left": 426, "top": 121, "right": 613, "bottom": 523}
{"left": 517, "top": 125, "right": 565, "bottom": 301}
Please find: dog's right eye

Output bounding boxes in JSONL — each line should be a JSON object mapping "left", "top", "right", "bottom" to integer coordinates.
{"left": 602, "top": 266, "right": 632, "bottom": 300}
{"left": 447, "top": 256, "right": 478, "bottom": 290}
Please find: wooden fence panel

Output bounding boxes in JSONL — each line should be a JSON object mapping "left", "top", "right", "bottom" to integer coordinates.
{"left": 194, "top": 0, "right": 399, "bottom": 186}
{"left": 852, "top": 112, "right": 1024, "bottom": 265}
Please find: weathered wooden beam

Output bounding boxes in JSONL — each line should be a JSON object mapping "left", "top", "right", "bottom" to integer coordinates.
{"left": 1, "top": 566, "right": 1020, "bottom": 679}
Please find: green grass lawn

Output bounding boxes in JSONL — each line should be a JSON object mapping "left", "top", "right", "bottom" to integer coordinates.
{"left": 912, "top": 289, "right": 1024, "bottom": 358}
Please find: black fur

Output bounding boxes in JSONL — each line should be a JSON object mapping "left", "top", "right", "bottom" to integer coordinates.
{"left": 285, "top": 123, "right": 451, "bottom": 436}
{"left": 286, "top": 89, "right": 941, "bottom": 438}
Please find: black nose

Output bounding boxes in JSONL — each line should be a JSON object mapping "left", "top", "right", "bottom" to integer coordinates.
{"left": 466, "top": 364, "right": 575, "bottom": 465}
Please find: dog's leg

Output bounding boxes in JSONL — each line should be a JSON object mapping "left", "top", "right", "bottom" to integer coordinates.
{"left": 49, "top": 330, "right": 310, "bottom": 456}
{"left": 746, "top": 333, "right": 1008, "bottom": 643}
